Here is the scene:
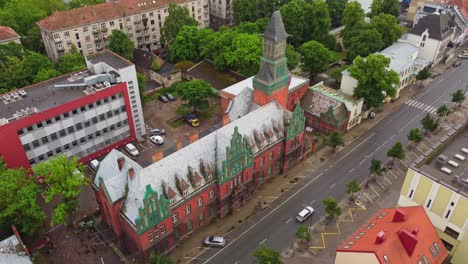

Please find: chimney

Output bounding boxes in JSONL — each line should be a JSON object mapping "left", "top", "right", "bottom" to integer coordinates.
{"left": 392, "top": 209, "right": 406, "bottom": 222}
{"left": 399, "top": 229, "right": 419, "bottom": 256}
{"left": 412, "top": 226, "right": 420, "bottom": 235}
{"left": 127, "top": 167, "right": 135, "bottom": 179}
{"left": 375, "top": 231, "right": 385, "bottom": 244}
{"left": 117, "top": 157, "right": 125, "bottom": 171}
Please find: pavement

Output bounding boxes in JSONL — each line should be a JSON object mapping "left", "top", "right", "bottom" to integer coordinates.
{"left": 164, "top": 56, "right": 468, "bottom": 264}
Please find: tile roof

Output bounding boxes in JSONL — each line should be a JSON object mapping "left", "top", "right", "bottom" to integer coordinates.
{"left": 337, "top": 206, "right": 448, "bottom": 264}
{"left": 222, "top": 75, "right": 308, "bottom": 96}
{"left": 409, "top": 13, "right": 455, "bottom": 40}
{"left": 263, "top": 11, "right": 289, "bottom": 43}
{"left": 37, "top": 0, "right": 186, "bottom": 32}
{"left": 0, "top": 26, "right": 19, "bottom": 42}
{"left": 133, "top": 49, "right": 179, "bottom": 76}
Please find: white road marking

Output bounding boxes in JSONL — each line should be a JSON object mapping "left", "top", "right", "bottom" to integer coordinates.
{"left": 383, "top": 175, "right": 392, "bottom": 184}
{"left": 337, "top": 132, "right": 376, "bottom": 163}
{"left": 285, "top": 218, "right": 292, "bottom": 224}
{"left": 362, "top": 192, "right": 374, "bottom": 205}
{"left": 259, "top": 238, "right": 267, "bottom": 245}
{"left": 359, "top": 159, "right": 366, "bottom": 165}
{"left": 369, "top": 184, "right": 380, "bottom": 197}
{"left": 201, "top": 173, "right": 323, "bottom": 264}
{"left": 310, "top": 200, "right": 316, "bottom": 205}
{"left": 330, "top": 183, "right": 336, "bottom": 189}
{"left": 348, "top": 168, "right": 355, "bottom": 173}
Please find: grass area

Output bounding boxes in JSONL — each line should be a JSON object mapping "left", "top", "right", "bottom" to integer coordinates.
{"left": 333, "top": 51, "right": 346, "bottom": 61}
{"left": 169, "top": 118, "right": 185, "bottom": 128}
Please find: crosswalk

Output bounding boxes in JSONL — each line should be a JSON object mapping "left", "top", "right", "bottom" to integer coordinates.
{"left": 405, "top": 99, "right": 437, "bottom": 114}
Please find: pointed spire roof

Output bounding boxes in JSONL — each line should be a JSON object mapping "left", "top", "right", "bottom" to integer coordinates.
{"left": 264, "top": 11, "right": 289, "bottom": 43}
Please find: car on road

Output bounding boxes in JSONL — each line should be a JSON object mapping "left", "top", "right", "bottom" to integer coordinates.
{"left": 89, "top": 159, "right": 100, "bottom": 171}
{"left": 457, "top": 54, "right": 468, "bottom": 59}
{"left": 185, "top": 113, "right": 200, "bottom": 127}
{"left": 150, "top": 135, "right": 164, "bottom": 145}
{"left": 453, "top": 60, "right": 463, "bottom": 67}
{"left": 159, "top": 94, "right": 169, "bottom": 103}
{"left": 124, "top": 143, "right": 140, "bottom": 157}
{"left": 296, "top": 206, "right": 315, "bottom": 223}
{"left": 165, "top": 93, "right": 175, "bottom": 101}
{"left": 150, "top": 128, "right": 166, "bottom": 136}
{"left": 203, "top": 236, "right": 225, "bottom": 248}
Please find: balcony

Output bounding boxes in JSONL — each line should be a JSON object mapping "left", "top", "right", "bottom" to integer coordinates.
{"left": 92, "top": 29, "right": 99, "bottom": 34}
{"left": 102, "top": 35, "right": 109, "bottom": 40}
{"left": 144, "top": 32, "right": 150, "bottom": 37}
{"left": 54, "top": 38, "right": 62, "bottom": 43}
{"left": 96, "top": 46, "right": 103, "bottom": 51}
{"left": 56, "top": 46, "right": 64, "bottom": 51}
{"left": 101, "top": 27, "right": 108, "bottom": 33}
{"left": 134, "top": 19, "right": 141, "bottom": 24}
{"left": 145, "top": 38, "right": 151, "bottom": 44}
{"left": 135, "top": 26, "right": 142, "bottom": 32}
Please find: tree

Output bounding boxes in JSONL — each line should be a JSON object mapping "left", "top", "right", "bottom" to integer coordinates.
{"left": 295, "top": 225, "right": 310, "bottom": 241}
{"left": 416, "top": 67, "right": 431, "bottom": 80}
{"left": 345, "top": 179, "right": 361, "bottom": 200}
{"left": 169, "top": 26, "right": 203, "bottom": 62}
{"left": 56, "top": 46, "right": 86, "bottom": 74}
{"left": 223, "top": 33, "right": 263, "bottom": 76}
{"left": 407, "top": 128, "right": 423, "bottom": 146}
{"left": 0, "top": 42, "right": 24, "bottom": 63}
{"left": 233, "top": 0, "right": 260, "bottom": 23}
{"left": 175, "top": 80, "right": 218, "bottom": 114}
{"left": 299, "top": 40, "right": 334, "bottom": 80}
{"left": 3, "top": 56, "right": 31, "bottom": 88}
{"left": 286, "top": 44, "right": 299, "bottom": 70}
{"left": 253, "top": 245, "right": 282, "bottom": 264}
{"left": 348, "top": 54, "right": 399, "bottom": 108}
{"left": 161, "top": 4, "right": 198, "bottom": 46}
{"left": 137, "top": 72, "right": 147, "bottom": 103}
{"left": 346, "top": 28, "right": 384, "bottom": 60}
{"left": 325, "top": 131, "right": 345, "bottom": 153}
{"left": 148, "top": 252, "right": 173, "bottom": 264}
{"left": 331, "top": 65, "right": 348, "bottom": 87}
{"left": 323, "top": 196, "right": 342, "bottom": 220}
{"left": 33, "top": 68, "right": 61, "bottom": 83}
{"left": 326, "top": 0, "right": 348, "bottom": 27}
{"left": 0, "top": 161, "right": 46, "bottom": 236}
{"left": 23, "top": 51, "right": 54, "bottom": 82}
{"left": 451, "top": 89, "right": 466, "bottom": 108}
{"left": 342, "top": 1, "right": 365, "bottom": 35}
{"left": 370, "top": 0, "right": 399, "bottom": 17}
{"left": 67, "top": 0, "right": 105, "bottom": 9}
{"left": 369, "top": 159, "right": 388, "bottom": 179}
{"left": 32, "top": 155, "right": 88, "bottom": 226}
{"left": 108, "top": 30, "right": 134, "bottom": 61}
{"left": 387, "top": 141, "right": 406, "bottom": 164}
{"left": 370, "top": 13, "right": 403, "bottom": 48}
{"left": 436, "top": 104, "right": 449, "bottom": 118}
{"left": 421, "top": 113, "right": 437, "bottom": 133}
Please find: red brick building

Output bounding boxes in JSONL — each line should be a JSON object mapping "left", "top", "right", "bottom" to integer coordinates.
{"left": 93, "top": 11, "right": 309, "bottom": 257}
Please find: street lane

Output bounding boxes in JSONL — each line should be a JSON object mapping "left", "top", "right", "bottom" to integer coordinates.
{"left": 199, "top": 62, "right": 468, "bottom": 264}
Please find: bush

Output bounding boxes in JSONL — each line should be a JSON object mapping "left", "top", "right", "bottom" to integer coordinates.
{"left": 174, "top": 60, "right": 195, "bottom": 71}
{"left": 319, "top": 34, "right": 337, "bottom": 51}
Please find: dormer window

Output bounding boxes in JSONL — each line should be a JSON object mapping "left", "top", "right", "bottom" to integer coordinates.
{"left": 183, "top": 189, "right": 189, "bottom": 196}
{"left": 170, "top": 198, "right": 176, "bottom": 205}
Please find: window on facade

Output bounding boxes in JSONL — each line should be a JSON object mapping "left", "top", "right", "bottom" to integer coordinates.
{"left": 80, "top": 137, "right": 86, "bottom": 143}
{"left": 92, "top": 117, "right": 98, "bottom": 124}
{"left": 148, "top": 232, "right": 154, "bottom": 243}
{"left": 185, "top": 205, "right": 191, "bottom": 215}
{"left": 172, "top": 213, "right": 179, "bottom": 223}
{"left": 76, "top": 123, "right": 82, "bottom": 130}
{"left": 37, "top": 122, "right": 43, "bottom": 128}
{"left": 63, "top": 112, "right": 69, "bottom": 118}
{"left": 209, "top": 190, "right": 214, "bottom": 199}
{"left": 433, "top": 242, "right": 440, "bottom": 254}
{"left": 64, "top": 31, "right": 70, "bottom": 38}
{"left": 230, "top": 181, "right": 233, "bottom": 189}
{"left": 32, "top": 140, "right": 40, "bottom": 148}
{"left": 42, "top": 136, "right": 49, "bottom": 144}
{"left": 154, "top": 228, "right": 159, "bottom": 238}
{"left": 64, "top": 144, "right": 70, "bottom": 151}
{"left": 55, "top": 148, "right": 62, "bottom": 154}
{"left": 29, "top": 159, "right": 35, "bottom": 165}
{"left": 260, "top": 157, "right": 264, "bottom": 167}
{"left": 59, "top": 129, "right": 66, "bottom": 137}
{"left": 72, "top": 140, "right": 78, "bottom": 147}
{"left": 50, "top": 133, "right": 58, "bottom": 140}
{"left": 429, "top": 246, "right": 437, "bottom": 257}
{"left": 23, "top": 144, "right": 30, "bottom": 151}
{"left": 444, "top": 226, "right": 459, "bottom": 239}
{"left": 38, "top": 155, "right": 44, "bottom": 161}
{"left": 55, "top": 115, "right": 61, "bottom": 121}
{"left": 160, "top": 225, "right": 166, "bottom": 235}
{"left": 47, "top": 151, "right": 53, "bottom": 157}
{"left": 72, "top": 109, "right": 78, "bottom": 115}
{"left": 17, "top": 129, "right": 24, "bottom": 136}
{"left": 106, "top": 111, "right": 112, "bottom": 118}
{"left": 88, "top": 103, "right": 94, "bottom": 109}
{"left": 27, "top": 126, "right": 33, "bottom": 132}
{"left": 270, "top": 151, "right": 274, "bottom": 160}
{"left": 99, "top": 114, "right": 105, "bottom": 121}
{"left": 88, "top": 134, "right": 93, "bottom": 140}
{"left": 170, "top": 198, "right": 176, "bottom": 205}
{"left": 84, "top": 121, "right": 90, "bottom": 127}
{"left": 68, "top": 126, "right": 74, "bottom": 133}
{"left": 197, "top": 197, "right": 203, "bottom": 207}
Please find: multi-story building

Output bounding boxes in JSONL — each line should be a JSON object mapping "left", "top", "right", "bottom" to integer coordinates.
{"left": 0, "top": 50, "right": 145, "bottom": 169}
{"left": 335, "top": 206, "right": 448, "bottom": 264}
{"left": 93, "top": 11, "right": 309, "bottom": 257}
{"left": 0, "top": 26, "right": 21, "bottom": 45}
{"left": 209, "top": 0, "right": 233, "bottom": 28}
{"left": 37, "top": 0, "right": 210, "bottom": 61}
{"left": 398, "top": 123, "right": 468, "bottom": 263}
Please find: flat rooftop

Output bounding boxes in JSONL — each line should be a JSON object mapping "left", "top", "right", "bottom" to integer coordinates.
{"left": 87, "top": 50, "right": 133, "bottom": 69}
{"left": 415, "top": 126, "right": 468, "bottom": 196}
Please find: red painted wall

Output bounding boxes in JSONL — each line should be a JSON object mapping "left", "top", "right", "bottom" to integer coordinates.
{"left": 287, "top": 83, "right": 309, "bottom": 111}
{"left": 304, "top": 112, "right": 348, "bottom": 135}
{"left": 220, "top": 91, "right": 235, "bottom": 116}
{"left": 0, "top": 82, "right": 135, "bottom": 169}
{"left": 253, "top": 87, "right": 289, "bottom": 109}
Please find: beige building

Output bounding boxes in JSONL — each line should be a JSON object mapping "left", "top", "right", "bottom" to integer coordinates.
{"left": 0, "top": 26, "right": 21, "bottom": 45}
{"left": 398, "top": 125, "right": 468, "bottom": 263}
{"left": 37, "top": 0, "right": 209, "bottom": 61}
{"left": 209, "top": 0, "right": 233, "bottom": 28}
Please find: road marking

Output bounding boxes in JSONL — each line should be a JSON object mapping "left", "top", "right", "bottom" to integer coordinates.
{"left": 348, "top": 168, "right": 355, "bottom": 173}
{"left": 259, "top": 238, "right": 267, "bottom": 245}
{"left": 359, "top": 159, "right": 366, "bottom": 165}
{"left": 376, "top": 180, "right": 385, "bottom": 190}
{"left": 201, "top": 173, "right": 323, "bottom": 264}
{"left": 310, "top": 200, "right": 316, "bottom": 205}
{"left": 383, "top": 175, "right": 392, "bottom": 184}
{"left": 362, "top": 192, "right": 374, "bottom": 205}
{"left": 234, "top": 261, "right": 239, "bottom": 264}
{"left": 330, "top": 183, "right": 336, "bottom": 189}
{"left": 285, "top": 218, "right": 292, "bottom": 224}
{"left": 337, "top": 132, "right": 376, "bottom": 163}
{"left": 369, "top": 184, "right": 380, "bottom": 197}
{"left": 324, "top": 168, "right": 329, "bottom": 172}
{"left": 389, "top": 170, "right": 399, "bottom": 180}
{"left": 318, "top": 173, "right": 323, "bottom": 177}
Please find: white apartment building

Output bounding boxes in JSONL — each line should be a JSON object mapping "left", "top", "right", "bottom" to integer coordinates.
{"left": 37, "top": 0, "right": 209, "bottom": 61}
{"left": 210, "top": 0, "right": 233, "bottom": 28}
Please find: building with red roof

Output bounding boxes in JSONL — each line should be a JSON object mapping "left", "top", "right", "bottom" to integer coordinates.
{"left": 0, "top": 26, "right": 20, "bottom": 45}
{"left": 335, "top": 206, "right": 448, "bottom": 264}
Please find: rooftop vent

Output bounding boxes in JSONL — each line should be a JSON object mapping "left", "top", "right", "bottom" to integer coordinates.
{"left": 375, "top": 231, "right": 385, "bottom": 244}
{"left": 399, "top": 229, "right": 419, "bottom": 256}
{"left": 412, "top": 226, "right": 420, "bottom": 235}
{"left": 392, "top": 209, "right": 406, "bottom": 222}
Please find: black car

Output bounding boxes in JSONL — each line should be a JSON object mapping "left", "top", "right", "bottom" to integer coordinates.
{"left": 453, "top": 60, "right": 463, "bottom": 67}
{"left": 150, "top": 128, "right": 166, "bottom": 136}
{"left": 159, "top": 94, "right": 169, "bottom": 103}
{"left": 165, "top": 93, "right": 175, "bottom": 101}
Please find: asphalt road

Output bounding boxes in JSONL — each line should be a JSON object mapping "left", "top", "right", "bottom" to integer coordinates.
{"left": 199, "top": 61, "right": 468, "bottom": 264}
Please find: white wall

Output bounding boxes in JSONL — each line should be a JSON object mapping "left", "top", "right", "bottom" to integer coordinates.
{"left": 335, "top": 251, "right": 379, "bottom": 264}
{"left": 340, "top": 74, "right": 358, "bottom": 97}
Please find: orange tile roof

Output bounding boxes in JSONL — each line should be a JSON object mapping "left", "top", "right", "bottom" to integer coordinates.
{"left": 37, "top": 0, "right": 187, "bottom": 32}
{"left": 0, "top": 26, "right": 19, "bottom": 41}
{"left": 337, "top": 206, "right": 448, "bottom": 264}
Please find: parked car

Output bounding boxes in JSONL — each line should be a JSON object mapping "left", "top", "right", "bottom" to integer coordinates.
{"left": 296, "top": 206, "right": 315, "bottom": 223}
{"left": 457, "top": 54, "right": 468, "bottom": 59}
{"left": 150, "top": 128, "right": 166, "bottom": 136}
{"left": 89, "top": 159, "right": 100, "bottom": 171}
{"left": 165, "top": 93, "right": 175, "bottom": 101}
{"left": 185, "top": 113, "right": 200, "bottom": 127}
{"left": 124, "top": 143, "right": 140, "bottom": 157}
{"left": 453, "top": 60, "right": 463, "bottom": 67}
{"left": 150, "top": 135, "right": 164, "bottom": 145}
{"left": 159, "top": 94, "right": 169, "bottom": 103}
{"left": 203, "top": 236, "right": 226, "bottom": 248}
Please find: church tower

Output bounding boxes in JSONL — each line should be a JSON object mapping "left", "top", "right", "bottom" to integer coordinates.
{"left": 253, "top": 11, "right": 291, "bottom": 109}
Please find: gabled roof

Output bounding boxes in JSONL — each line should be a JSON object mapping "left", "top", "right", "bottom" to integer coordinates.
{"left": 409, "top": 13, "right": 455, "bottom": 40}
{"left": 0, "top": 26, "right": 19, "bottom": 42}
{"left": 337, "top": 206, "right": 448, "bottom": 264}
{"left": 378, "top": 41, "right": 420, "bottom": 73}
{"left": 301, "top": 84, "right": 349, "bottom": 125}
{"left": 263, "top": 11, "right": 289, "bottom": 43}
{"left": 133, "top": 49, "right": 179, "bottom": 76}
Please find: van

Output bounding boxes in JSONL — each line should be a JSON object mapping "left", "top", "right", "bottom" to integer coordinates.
{"left": 90, "top": 159, "right": 100, "bottom": 171}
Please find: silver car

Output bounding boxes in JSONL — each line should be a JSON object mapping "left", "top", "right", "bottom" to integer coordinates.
{"left": 124, "top": 143, "right": 140, "bottom": 157}
{"left": 296, "top": 206, "right": 315, "bottom": 223}
{"left": 203, "top": 236, "right": 225, "bottom": 248}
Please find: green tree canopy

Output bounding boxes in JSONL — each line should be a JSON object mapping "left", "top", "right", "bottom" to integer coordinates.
{"left": 67, "top": 0, "right": 105, "bottom": 9}
{"left": 325, "top": 131, "right": 345, "bottom": 153}
{"left": 370, "top": 0, "right": 400, "bottom": 17}
{"left": 224, "top": 33, "right": 263, "bottom": 76}
{"left": 108, "top": 30, "right": 134, "bottom": 61}
{"left": 175, "top": 80, "right": 218, "bottom": 114}
{"left": 326, "top": 0, "right": 348, "bottom": 27}
{"left": 33, "top": 68, "right": 61, "bottom": 83}
{"left": 0, "top": 42, "right": 24, "bottom": 63}
{"left": 436, "top": 104, "right": 449, "bottom": 117}
{"left": 23, "top": 51, "right": 54, "bottom": 82}
{"left": 387, "top": 141, "right": 406, "bottom": 163}
{"left": 56, "top": 46, "right": 86, "bottom": 74}
{"left": 407, "top": 128, "right": 423, "bottom": 145}
{"left": 169, "top": 26, "right": 205, "bottom": 62}
{"left": 421, "top": 113, "right": 437, "bottom": 133}
{"left": 0, "top": 160, "right": 46, "bottom": 236}
{"left": 451, "top": 89, "right": 466, "bottom": 108}
{"left": 342, "top": 1, "right": 365, "bottom": 35}
{"left": 348, "top": 54, "right": 399, "bottom": 108}
{"left": 253, "top": 245, "right": 283, "bottom": 264}
{"left": 3, "top": 56, "right": 31, "bottom": 88}
{"left": 416, "top": 67, "right": 431, "bottom": 80}
{"left": 331, "top": 65, "right": 348, "bottom": 87}
{"left": 33, "top": 155, "right": 88, "bottom": 226}
{"left": 323, "top": 196, "right": 342, "bottom": 219}
{"left": 299, "top": 40, "right": 335, "bottom": 80}
{"left": 296, "top": 225, "right": 310, "bottom": 241}
{"left": 286, "top": 44, "right": 300, "bottom": 70}
{"left": 369, "top": 158, "right": 388, "bottom": 177}
{"left": 370, "top": 13, "right": 403, "bottom": 48}
{"left": 346, "top": 179, "right": 361, "bottom": 199}
{"left": 161, "top": 4, "right": 198, "bottom": 46}
{"left": 232, "top": 0, "right": 288, "bottom": 24}
{"left": 346, "top": 27, "right": 384, "bottom": 60}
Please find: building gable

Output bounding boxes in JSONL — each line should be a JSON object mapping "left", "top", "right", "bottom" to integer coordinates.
{"left": 135, "top": 184, "right": 171, "bottom": 235}
{"left": 286, "top": 104, "right": 305, "bottom": 140}
{"left": 219, "top": 126, "right": 254, "bottom": 183}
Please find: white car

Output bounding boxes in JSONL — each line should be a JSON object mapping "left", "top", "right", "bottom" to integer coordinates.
{"left": 124, "top": 143, "right": 140, "bottom": 157}
{"left": 89, "top": 159, "right": 100, "bottom": 171}
{"left": 457, "top": 54, "right": 468, "bottom": 59}
{"left": 296, "top": 206, "right": 315, "bottom": 223}
{"left": 150, "top": 135, "right": 164, "bottom": 145}
{"left": 203, "top": 236, "right": 225, "bottom": 248}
